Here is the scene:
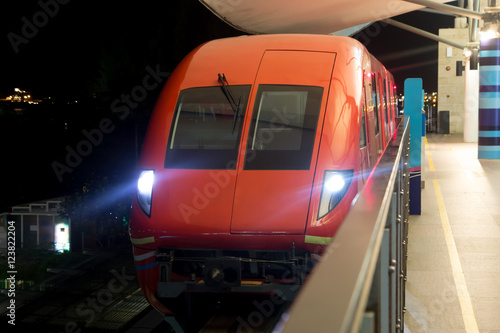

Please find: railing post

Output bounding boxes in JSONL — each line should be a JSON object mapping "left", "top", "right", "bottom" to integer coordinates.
{"left": 388, "top": 192, "right": 397, "bottom": 333}
{"left": 380, "top": 228, "right": 390, "bottom": 332}
{"left": 396, "top": 168, "right": 404, "bottom": 332}
{"left": 400, "top": 128, "right": 411, "bottom": 331}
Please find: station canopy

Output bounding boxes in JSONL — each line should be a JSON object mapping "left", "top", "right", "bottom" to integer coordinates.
{"left": 199, "top": 0, "right": 453, "bottom": 35}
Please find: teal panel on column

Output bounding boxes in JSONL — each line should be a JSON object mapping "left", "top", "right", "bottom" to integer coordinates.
{"left": 404, "top": 78, "right": 422, "bottom": 215}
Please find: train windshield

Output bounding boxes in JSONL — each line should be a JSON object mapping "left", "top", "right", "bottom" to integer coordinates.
{"left": 164, "top": 85, "right": 251, "bottom": 169}
{"left": 244, "top": 85, "right": 323, "bottom": 170}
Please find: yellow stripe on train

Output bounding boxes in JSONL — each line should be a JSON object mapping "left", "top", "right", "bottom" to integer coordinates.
{"left": 130, "top": 236, "right": 155, "bottom": 245}
{"left": 304, "top": 235, "right": 332, "bottom": 245}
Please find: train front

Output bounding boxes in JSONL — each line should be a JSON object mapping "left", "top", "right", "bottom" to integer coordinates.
{"left": 129, "top": 35, "right": 363, "bottom": 315}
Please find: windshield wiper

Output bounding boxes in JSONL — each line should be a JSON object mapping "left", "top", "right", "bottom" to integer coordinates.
{"left": 218, "top": 73, "right": 241, "bottom": 133}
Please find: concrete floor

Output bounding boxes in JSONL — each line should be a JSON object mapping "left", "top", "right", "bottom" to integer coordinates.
{"left": 404, "top": 134, "right": 500, "bottom": 333}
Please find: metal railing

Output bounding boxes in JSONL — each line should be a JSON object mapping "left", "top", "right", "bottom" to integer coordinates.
{"left": 277, "top": 118, "right": 410, "bottom": 333}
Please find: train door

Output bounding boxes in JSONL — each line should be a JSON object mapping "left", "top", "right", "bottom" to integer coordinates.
{"left": 371, "top": 74, "right": 383, "bottom": 156}
{"left": 382, "top": 77, "right": 388, "bottom": 138}
{"left": 389, "top": 80, "right": 397, "bottom": 129}
{"left": 382, "top": 77, "right": 394, "bottom": 137}
{"left": 359, "top": 87, "right": 370, "bottom": 182}
{"left": 377, "top": 74, "right": 389, "bottom": 145}
{"left": 230, "top": 50, "right": 335, "bottom": 234}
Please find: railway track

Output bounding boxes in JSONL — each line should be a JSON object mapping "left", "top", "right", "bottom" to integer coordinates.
{"left": 123, "top": 294, "right": 292, "bottom": 333}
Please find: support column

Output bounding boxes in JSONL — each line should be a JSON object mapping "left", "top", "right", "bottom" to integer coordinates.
{"left": 478, "top": 38, "right": 500, "bottom": 159}
{"left": 464, "top": 57, "right": 479, "bottom": 143}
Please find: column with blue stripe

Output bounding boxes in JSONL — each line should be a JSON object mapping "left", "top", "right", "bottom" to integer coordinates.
{"left": 479, "top": 38, "right": 500, "bottom": 159}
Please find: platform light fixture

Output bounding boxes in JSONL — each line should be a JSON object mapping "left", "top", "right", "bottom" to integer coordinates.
{"left": 480, "top": 1, "right": 500, "bottom": 40}
{"left": 467, "top": 43, "right": 480, "bottom": 70}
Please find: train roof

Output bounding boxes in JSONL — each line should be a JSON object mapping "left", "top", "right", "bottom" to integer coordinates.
{"left": 195, "top": 34, "right": 367, "bottom": 55}
{"left": 170, "top": 34, "right": 390, "bottom": 90}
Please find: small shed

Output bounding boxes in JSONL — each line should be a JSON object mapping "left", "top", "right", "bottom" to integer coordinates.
{"left": 0, "top": 197, "right": 70, "bottom": 254}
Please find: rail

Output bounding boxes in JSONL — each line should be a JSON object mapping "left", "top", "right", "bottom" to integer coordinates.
{"left": 277, "top": 118, "right": 410, "bottom": 333}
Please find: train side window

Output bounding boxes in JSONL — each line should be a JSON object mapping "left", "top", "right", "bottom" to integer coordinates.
{"left": 372, "top": 76, "right": 380, "bottom": 135}
{"left": 383, "top": 77, "right": 389, "bottom": 125}
{"left": 164, "top": 85, "right": 251, "bottom": 169}
{"left": 360, "top": 98, "right": 367, "bottom": 149}
{"left": 244, "top": 85, "right": 323, "bottom": 170}
{"left": 390, "top": 81, "right": 397, "bottom": 123}
{"left": 391, "top": 82, "right": 396, "bottom": 119}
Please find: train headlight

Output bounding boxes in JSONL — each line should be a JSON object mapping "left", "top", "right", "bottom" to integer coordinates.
{"left": 318, "top": 170, "right": 354, "bottom": 219}
{"left": 137, "top": 170, "right": 154, "bottom": 217}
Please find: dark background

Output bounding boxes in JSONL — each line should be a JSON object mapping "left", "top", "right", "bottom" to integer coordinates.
{"left": 0, "top": 0, "right": 456, "bottom": 212}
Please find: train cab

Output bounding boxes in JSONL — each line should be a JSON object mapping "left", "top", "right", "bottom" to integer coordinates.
{"left": 129, "top": 34, "right": 397, "bottom": 315}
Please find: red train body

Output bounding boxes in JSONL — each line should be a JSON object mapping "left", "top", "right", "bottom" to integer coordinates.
{"left": 129, "top": 34, "right": 397, "bottom": 315}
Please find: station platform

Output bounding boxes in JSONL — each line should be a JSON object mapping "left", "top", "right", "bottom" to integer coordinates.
{"left": 404, "top": 134, "right": 500, "bottom": 333}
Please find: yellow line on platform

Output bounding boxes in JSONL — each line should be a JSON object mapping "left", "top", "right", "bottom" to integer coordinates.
{"left": 433, "top": 179, "right": 479, "bottom": 333}
{"left": 425, "top": 138, "right": 435, "bottom": 171}
{"left": 427, "top": 151, "right": 435, "bottom": 171}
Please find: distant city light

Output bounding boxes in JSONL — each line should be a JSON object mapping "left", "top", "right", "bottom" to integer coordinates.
{"left": 2, "top": 87, "right": 41, "bottom": 104}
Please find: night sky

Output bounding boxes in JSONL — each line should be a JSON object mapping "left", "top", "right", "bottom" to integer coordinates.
{"left": 0, "top": 0, "right": 455, "bottom": 211}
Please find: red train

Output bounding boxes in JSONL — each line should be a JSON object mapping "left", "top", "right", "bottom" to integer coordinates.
{"left": 129, "top": 34, "right": 397, "bottom": 315}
